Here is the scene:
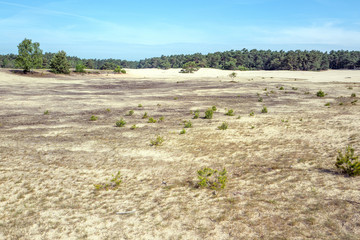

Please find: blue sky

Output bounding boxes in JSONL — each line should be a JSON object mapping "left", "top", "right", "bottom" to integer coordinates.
{"left": 1, "top": 0, "right": 360, "bottom": 60}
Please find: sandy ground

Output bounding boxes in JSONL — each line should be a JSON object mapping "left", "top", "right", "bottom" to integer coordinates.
{"left": 0, "top": 68, "right": 360, "bottom": 239}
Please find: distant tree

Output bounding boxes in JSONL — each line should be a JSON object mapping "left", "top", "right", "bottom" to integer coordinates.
{"left": 180, "top": 61, "right": 199, "bottom": 73}
{"left": 50, "top": 51, "right": 70, "bottom": 74}
{"left": 85, "top": 59, "right": 94, "bottom": 69}
{"left": 100, "top": 62, "right": 117, "bottom": 70}
{"left": 15, "top": 38, "right": 43, "bottom": 73}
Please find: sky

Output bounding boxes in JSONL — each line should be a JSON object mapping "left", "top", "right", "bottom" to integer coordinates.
{"left": 1, "top": 0, "right": 360, "bottom": 60}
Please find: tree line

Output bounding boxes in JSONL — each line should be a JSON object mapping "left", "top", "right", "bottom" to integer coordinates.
{"left": 1, "top": 39, "right": 360, "bottom": 72}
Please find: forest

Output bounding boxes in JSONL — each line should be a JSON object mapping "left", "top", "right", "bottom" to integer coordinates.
{"left": 1, "top": 49, "right": 360, "bottom": 71}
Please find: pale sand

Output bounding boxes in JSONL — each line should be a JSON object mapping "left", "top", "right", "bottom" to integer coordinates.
{"left": 0, "top": 68, "right": 359, "bottom": 239}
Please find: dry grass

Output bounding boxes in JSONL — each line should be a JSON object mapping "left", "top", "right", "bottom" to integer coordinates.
{"left": 0, "top": 68, "right": 360, "bottom": 239}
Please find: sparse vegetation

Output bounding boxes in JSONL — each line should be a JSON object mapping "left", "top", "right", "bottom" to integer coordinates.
{"left": 258, "top": 97, "right": 263, "bottom": 102}
{"left": 150, "top": 136, "right": 164, "bottom": 146}
{"left": 126, "top": 110, "right": 134, "bottom": 116}
{"left": 180, "top": 129, "right": 186, "bottom": 134}
{"left": 193, "top": 110, "right": 200, "bottom": 119}
{"left": 325, "top": 102, "right": 331, "bottom": 106}
{"left": 261, "top": 106, "right": 268, "bottom": 113}
{"left": 279, "top": 86, "right": 284, "bottom": 90}
{"left": 106, "top": 108, "right": 111, "bottom": 112}
{"left": 159, "top": 116, "right": 164, "bottom": 122}
{"left": 138, "top": 104, "right": 143, "bottom": 108}
{"left": 130, "top": 124, "right": 137, "bottom": 130}
{"left": 90, "top": 115, "right": 98, "bottom": 121}
{"left": 351, "top": 93, "right": 356, "bottom": 97}
{"left": 197, "top": 167, "right": 227, "bottom": 190}
{"left": 335, "top": 146, "right": 360, "bottom": 176}
{"left": 205, "top": 109, "right": 213, "bottom": 119}
{"left": 218, "top": 122, "right": 228, "bottom": 130}
{"left": 148, "top": 117, "right": 157, "bottom": 123}
{"left": 225, "top": 109, "right": 234, "bottom": 116}
{"left": 249, "top": 111, "right": 255, "bottom": 116}
{"left": 115, "top": 118, "right": 126, "bottom": 127}
{"left": 212, "top": 106, "right": 217, "bottom": 111}
{"left": 94, "top": 171, "right": 122, "bottom": 190}
{"left": 142, "top": 112, "right": 148, "bottom": 119}
{"left": 316, "top": 90, "right": 326, "bottom": 97}
{"left": 184, "top": 120, "right": 192, "bottom": 128}
{"left": 44, "top": 110, "right": 49, "bottom": 115}
{"left": 229, "top": 72, "right": 237, "bottom": 79}
{"left": 180, "top": 61, "right": 199, "bottom": 73}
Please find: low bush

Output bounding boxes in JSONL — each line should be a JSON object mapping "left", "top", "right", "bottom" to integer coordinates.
{"left": 130, "top": 125, "right": 137, "bottom": 130}
{"left": 218, "top": 122, "right": 228, "bottom": 130}
{"left": 115, "top": 118, "right": 126, "bottom": 127}
{"left": 225, "top": 109, "right": 234, "bottom": 116}
{"left": 126, "top": 110, "right": 134, "bottom": 116}
{"left": 90, "top": 115, "right": 98, "bottom": 121}
{"left": 180, "top": 129, "right": 186, "bottom": 134}
{"left": 193, "top": 110, "right": 200, "bottom": 119}
{"left": 205, "top": 109, "right": 213, "bottom": 119}
{"left": 44, "top": 110, "right": 49, "bottom": 115}
{"left": 148, "top": 117, "right": 157, "bottom": 123}
{"left": 316, "top": 90, "right": 326, "bottom": 97}
{"left": 94, "top": 171, "right": 122, "bottom": 190}
{"left": 142, "top": 112, "right": 148, "bottom": 119}
{"left": 184, "top": 120, "right": 192, "bottom": 128}
{"left": 197, "top": 167, "right": 227, "bottom": 190}
{"left": 212, "top": 106, "right": 217, "bottom": 111}
{"left": 335, "top": 146, "right": 360, "bottom": 176}
{"left": 150, "top": 136, "right": 164, "bottom": 146}
{"left": 351, "top": 93, "right": 356, "bottom": 97}
{"left": 261, "top": 106, "right": 268, "bottom": 113}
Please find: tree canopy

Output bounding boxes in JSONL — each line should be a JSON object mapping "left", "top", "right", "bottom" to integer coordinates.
{"left": 50, "top": 51, "right": 70, "bottom": 74}
{"left": 15, "top": 38, "right": 43, "bottom": 73}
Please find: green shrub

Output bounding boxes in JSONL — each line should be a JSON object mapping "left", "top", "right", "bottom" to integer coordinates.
{"left": 229, "top": 72, "right": 237, "bottom": 79}
{"left": 90, "top": 115, "right": 98, "bottom": 121}
{"left": 279, "top": 86, "right": 284, "bottom": 90}
{"left": 180, "top": 129, "right": 186, "bottom": 134}
{"left": 94, "top": 171, "right": 122, "bottom": 190}
{"left": 114, "top": 66, "right": 125, "bottom": 74}
{"left": 335, "top": 146, "right": 360, "bottom": 176}
{"left": 115, "top": 118, "right": 126, "bottom": 127}
{"left": 258, "top": 97, "right": 263, "bottom": 102}
{"left": 121, "top": 69, "right": 126, "bottom": 74}
{"left": 184, "top": 120, "right": 192, "bottom": 128}
{"left": 159, "top": 116, "right": 164, "bottom": 122}
{"left": 218, "top": 122, "right": 228, "bottom": 130}
{"left": 238, "top": 65, "right": 249, "bottom": 71}
{"left": 212, "top": 106, "right": 217, "bottom": 111}
{"left": 138, "top": 104, "right": 143, "bottom": 108}
{"left": 292, "top": 87, "right": 298, "bottom": 90}
{"left": 150, "top": 136, "right": 164, "bottom": 146}
{"left": 106, "top": 108, "right": 111, "bottom": 112}
{"left": 324, "top": 102, "right": 331, "bottom": 106}
{"left": 225, "top": 109, "right": 234, "bottom": 116}
{"left": 180, "top": 61, "right": 199, "bottom": 73}
{"left": 197, "top": 167, "right": 227, "bottom": 190}
{"left": 249, "top": 111, "right": 254, "bottom": 116}
{"left": 193, "top": 110, "right": 200, "bottom": 119}
{"left": 44, "top": 110, "right": 49, "bottom": 115}
{"left": 205, "top": 109, "right": 213, "bottom": 119}
{"left": 351, "top": 93, "right": 356, "bottom": 98}
{"left": 316, "top": 90, "right": 325, "bottom": 97}
{"left": 75, "top": 63, "right": 86, "bottom": 73}
{"left": 130, "top": 124, "right": 137, "bottom": 130}
{"left": 148, "top": 117, "right": 157, "bottom": 123}
{"left": 126, "top": 110, "right": 134, "bottom": 116}
{"left": 261, "top": 106, "right": 268, "bottom": 113}
{"left": 142, "top": 112, "right": 148, "bottom": 119}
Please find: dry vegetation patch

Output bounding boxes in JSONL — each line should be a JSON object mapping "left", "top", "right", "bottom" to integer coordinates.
{"left": 0, "top": 69, "right": 360, "bottom": 239}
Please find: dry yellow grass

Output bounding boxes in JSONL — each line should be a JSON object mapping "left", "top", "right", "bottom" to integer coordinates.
{"left": 0, "top": 68, "right": 359, "bottom": 239}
